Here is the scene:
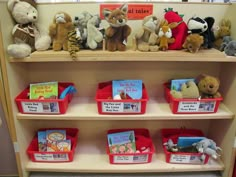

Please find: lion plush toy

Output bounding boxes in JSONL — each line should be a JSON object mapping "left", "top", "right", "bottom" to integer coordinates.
{"left": 196, "top": 74, "right": 221, "bottom": 98}
{"left": 49, "top": 12, "right": 74, "bottom": 51}
{"left": 134, "top": 15, "right": 160, "bottom": 52}
{"left": 102, "top": 3, "right": 131, "bottom": 51}
{"left": 7, "top": 0, "right": 51, "bottom": 58}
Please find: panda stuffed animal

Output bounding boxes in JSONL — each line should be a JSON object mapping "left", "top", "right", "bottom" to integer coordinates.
{"left": 187, "top": 17, "right": 215, "bottom": 49}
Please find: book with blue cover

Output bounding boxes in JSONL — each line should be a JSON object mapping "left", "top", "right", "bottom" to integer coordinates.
{"left": 177, "top": 136, "right": 205, "bottom": 148}
{"left": 107, "top": 130, "right": 136, "bottom": 154}
{"left": 171, "top": 78, "right": 195, "bottom": 91}
{"left": 112, "top": 80, "right": 143, "bottom": 99}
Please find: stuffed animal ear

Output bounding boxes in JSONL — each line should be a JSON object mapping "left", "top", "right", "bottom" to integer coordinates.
{"left": 120, "top": 3, "right": 128, "bottom": 14}
{"left": 7, "top": 0, "right": 20, "bottom": 12}
{"left": 195, "top": 74, "right": 207, "bottom": 83}
{"left": 102, "top": 8, "right": 111, "bottom": 21}
{"left": 160, "top": 19, "right": 168, "bottom": 27}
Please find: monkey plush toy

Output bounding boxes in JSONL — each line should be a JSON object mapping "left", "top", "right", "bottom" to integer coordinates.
{"left": 49, "top": 12, "right": 74, "bottom": 51}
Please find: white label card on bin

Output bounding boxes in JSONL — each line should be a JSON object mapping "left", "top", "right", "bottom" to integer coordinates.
{"left": 102, "top": 102, "right": 141, "bottom": 113}
{"left": 178, "top": 101, "right": 216, "bottom": 113}
{"left": 114, "top": 155, "right": 148, "bottom": 163}
{"left": 170, "top": 154, "right": 191, "bottom": 163}
{"left": 34, "top": 153, "right": 69, "bottom": 161}
{"left": 21, "top": 102, "right": 59, "bottom": 113}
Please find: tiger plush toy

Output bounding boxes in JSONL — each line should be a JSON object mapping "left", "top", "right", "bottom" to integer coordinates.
{"left": 67, "top": 28, "right": 83, "bottom": 60}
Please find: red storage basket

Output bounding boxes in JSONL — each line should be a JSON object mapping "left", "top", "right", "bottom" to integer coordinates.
{"left": 27, "top": 128, "right": 79, "bottom": 162}
{"left": 106, "top": 128, "right": 155, "bottom": 164}
{"left": 161, "top": 128, "right": 209, "bottom": 164}
{"left": 15, "top": 82, "right": 75, "bottom": 114}
{"left": 163, "top": 83, "right": 223, "bottom": 114}
{"left": 96, "top": 81, "right": 148, "bottom": 115}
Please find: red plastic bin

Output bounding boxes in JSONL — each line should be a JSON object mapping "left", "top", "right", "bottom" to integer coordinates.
{"left": 96, "top": 81, "right": 149, "bottom": 115}
{"left": 163, "top": 83, "right": 223, "bottom": 114}
{"left": 27, "top": 128, "right": 79, "bottom": 162}
{"left": 161, "top": 128, "right": 209, "bottom": 164}
{"left": 15, "top": 82, "right": 75, "bottom": 114}
{"left": 106, "top": 128, "right": 155, "bottom": 164}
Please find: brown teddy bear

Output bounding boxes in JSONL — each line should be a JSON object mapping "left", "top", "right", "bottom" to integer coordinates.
{"left": 102, "top": 4, "right": 131, "bottom": 51}
{"left": 196, "top": 74, "right": 221, "bottom": 99}
{"left": 49, "top": 12, "right": 74, "bottom": 51}
{"left": 170, "top": 81, "right": 200, "bottom": 99}
{"left": 183, "top": 34, "right": 204, "bottom": 53}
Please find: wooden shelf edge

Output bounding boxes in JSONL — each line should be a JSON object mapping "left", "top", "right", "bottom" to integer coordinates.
{"left": 8, "top": 49, "right": 236, "bottom": 63}
{"left": 16, "top": 97, "right": 234, "bottom": 120}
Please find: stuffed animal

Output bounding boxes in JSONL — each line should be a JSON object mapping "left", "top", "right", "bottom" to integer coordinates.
{"left": 214, "top": 19, "right": 231, "bottom": 50}
{"left": 87, "top": 15, "right": 104, "bottom": 50}
{"left": 49, "top": 12, "right": 74, "bottom": 51}
{"left": 7, "top": 0, "right": 51, "bottom": 58}
{"left": 74, "top": 11, "right": 93, "bottom": 49}
{"left": 134, "top": 15, "right": 160, "bottom": 52}
{"left": 135, "top": 135, "right": 152, "bottom": 153}
{"left": 224, "top": 40, "right": 236, "bottom": 56}
{"left": 182, "top": 34, "right": 204, "bottom": 53}
{"left": 187, "top": 16, "right": 215, "bottom": 49}
{"left": 67, "top": 28, "right": 83, "bottom": 60}
{"left": 170, "top": 81, "right": 200, "bottom": 99}
{"left": 202, "top": 17, "right": 215, "bottom": 49}
{"left": 187, "top": 17, "right": 208, "bottom": 34}
{"left": 220, "top": 36, "right": 233, "bottom": 52}
{"left": 102, "top": 3, "right": 132, "bottom": 51}
{"left": 164, "top": 8, "right": 188, "bottom": 50}
{"left": 157, "top": 19, "right": 178, "bottom": 51}
{"left": 196, "top": 74, "right": 221, "bottom": 98}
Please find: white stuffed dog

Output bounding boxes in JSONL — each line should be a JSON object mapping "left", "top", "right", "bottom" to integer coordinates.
{"left": 7, "top": 0, "right": 51, "bottom": 58}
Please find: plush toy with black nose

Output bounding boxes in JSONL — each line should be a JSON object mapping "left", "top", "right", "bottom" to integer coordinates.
{"left": 7, "top": 0, "right": 51, "bottom": 58}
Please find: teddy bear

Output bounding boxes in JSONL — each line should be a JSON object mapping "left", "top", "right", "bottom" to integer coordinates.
{"left": 224, "top": 40, "right": 236, "bottom": 56}
{"left": 7, "top": 0, "right": 51, "bottom": 59}
{"left": 102, "top": 3, "right": 131, "bottom": 51}
{"left": 133, "top": 15, "right": 160, "bottom": 52}
{"left": 87, "top": 15, "right": 104, "bottom": 50}
{"left": 182, "top": 34, "right": 204, "bottom": 53}
{"left": 196, "top": 74, "right": 221, "bottom": 99}
{"left": 49, "top": 12, "right": 74, "bottom": 51}
{"left": 170, "top": 81, "right": 200, "bottom": 99}
{"left": 157, "top": 19, "right": 178, "bottom": 51}
{"left": 214, "top": 19, "right": 231, "bottom": 50}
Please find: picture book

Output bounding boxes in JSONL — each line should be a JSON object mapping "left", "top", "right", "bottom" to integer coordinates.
{"left": 107, "top": 130, "right": 136, "bottom": 154}
{"left": 171, "top": 78, "right": 195, "bottom": 91}
{"left": 29, "top": 81, "right": 58, "bottom": 100}
{"left": 38, "top": 131, "right": 47, "bottom": 152}
{"left": 112, "top": 80, "right": 143, "bottom": 100}
{"left": 177, "top": 136, "right": 205, "bottom": 148}
{"left": 57, "top": 139, "right": 71, "bottom": 152}
{"left": 46, "top": 130, "right": 66, "bottom": 152}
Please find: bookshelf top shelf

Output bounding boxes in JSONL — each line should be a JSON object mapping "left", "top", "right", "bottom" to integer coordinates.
{"left": 8, "top": 49, "right": 236, "bottom": 63}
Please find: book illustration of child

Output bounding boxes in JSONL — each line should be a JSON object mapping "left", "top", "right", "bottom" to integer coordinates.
{"left": 118, "top": 145, "right": 126, "bottom": 153}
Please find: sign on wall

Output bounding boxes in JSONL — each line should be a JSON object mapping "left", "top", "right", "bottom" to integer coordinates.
{"left": 100, "top": 4, "right": 153, "bottom": 20}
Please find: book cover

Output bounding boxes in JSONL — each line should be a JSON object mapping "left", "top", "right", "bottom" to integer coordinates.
{"left": 57, "top": 139, "right": 71, "bottom": 152}
{"left": 29, "top": 81, "right": 58, "bottom": 100}
{"left": 38, "top": 131, "right": 47, "bottom": 152}
{"left": 177, "top": 136, "right": 205, "bottom": 148}
{"left": 46, "top": 130, "right": 66, "bottom": 152}
{"left": 171, "top": 78, "right": 195, "bottom": 91}
{"left": 107, "top": 130, "right": 136, "bottom": 154}
{"left": 112, "top": 80, "right": 143, "bottom": 99}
